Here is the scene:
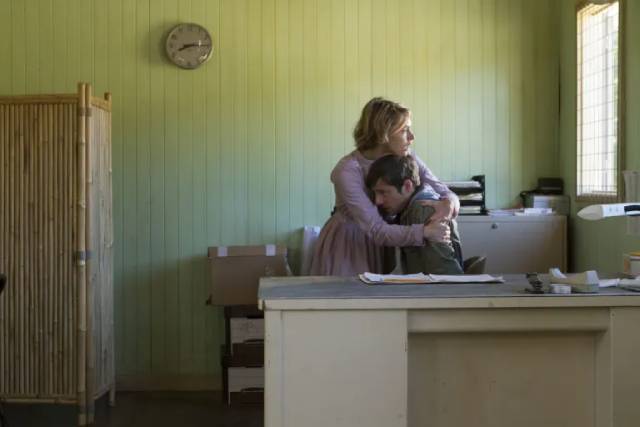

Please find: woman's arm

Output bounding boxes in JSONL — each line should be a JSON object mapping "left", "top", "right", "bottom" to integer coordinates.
{"left": 333, "top": 163, "right": 426, "bottom": 247}
{"left": 414, "top": 155, "right": 460, "bottom": 219}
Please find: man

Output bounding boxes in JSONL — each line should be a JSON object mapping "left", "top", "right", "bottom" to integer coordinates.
{"left": 365, "top": 154, "right": 463, "bottom": 275}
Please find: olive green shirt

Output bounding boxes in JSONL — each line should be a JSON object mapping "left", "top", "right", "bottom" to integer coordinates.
{"left": 394, "top": 190, "right": 464, "bottom": 275}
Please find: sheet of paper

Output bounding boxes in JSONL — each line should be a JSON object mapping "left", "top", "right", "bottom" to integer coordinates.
{"left": 359, "top": 272, "right": 504, "bottom": 285}
{"left": 361, "top": 272, "right": 431, "bottom": 283}
{"left": 599, "top": 278, "right": 620, "bottom": 288}
{"left": 428, "top": 274, "right": 504, "bottom": 283}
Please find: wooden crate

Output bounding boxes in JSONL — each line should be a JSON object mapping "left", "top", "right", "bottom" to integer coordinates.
{"left": 0, "top": 83, "right": 114, "bottom": 426}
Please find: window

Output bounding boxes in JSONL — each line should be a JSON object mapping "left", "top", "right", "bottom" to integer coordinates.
{"left": 576, "top": 0, "right": 622, "bottom": 200}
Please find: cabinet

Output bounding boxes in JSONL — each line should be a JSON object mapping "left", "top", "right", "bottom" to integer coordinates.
{"left": 457, "top": 215, "right": 567, "bottom": 273}
{"left": 0, "top": 83, "right": 114, "bottom": 425}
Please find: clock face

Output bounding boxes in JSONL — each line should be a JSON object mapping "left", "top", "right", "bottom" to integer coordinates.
{"left": 165, "top": 23, "right": 213, "bottom": 69}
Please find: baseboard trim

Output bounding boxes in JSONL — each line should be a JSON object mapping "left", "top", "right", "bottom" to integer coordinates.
{"left": 116, "top": 375, "right": 221, "bottom": 391}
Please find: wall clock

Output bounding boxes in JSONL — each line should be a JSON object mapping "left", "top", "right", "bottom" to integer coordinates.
{"left": 165, "top": 23, "right": 213, "bottom": 69}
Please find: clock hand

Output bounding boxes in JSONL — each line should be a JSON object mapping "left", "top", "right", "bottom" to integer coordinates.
{"left": 178, "top": 43, "right": 211, "bottom": 51}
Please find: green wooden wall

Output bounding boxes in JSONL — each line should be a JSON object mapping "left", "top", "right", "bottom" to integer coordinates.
{"left": 0, "top": 0, "right": 561, "bottom": 386}
{"left": 559, "top": 0, "right": 640, "bottom": 273}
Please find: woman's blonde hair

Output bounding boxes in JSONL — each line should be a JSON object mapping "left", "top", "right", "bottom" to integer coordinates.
{"left": 353, "top": 97, "right": 410, "bottom": 151}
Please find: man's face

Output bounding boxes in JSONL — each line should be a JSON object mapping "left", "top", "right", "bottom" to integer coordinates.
{"left": 372, "top": 178, "right": 414, "bottom": 216}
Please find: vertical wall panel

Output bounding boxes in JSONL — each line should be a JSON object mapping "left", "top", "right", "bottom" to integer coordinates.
{"left": 481, "top": 0, "right": 497, "bottom": 208}
{"left": 135, "top": 0, "right": 152, "bottom": 376}
{"left": 302, "top": 0, "right": 318, "bottom": 228}
{"left": 51, "top": 0, "right": 67, "bottom": 92}
{"left": 454, "top": 0, "right": 469, "bottom": 177}
{"left": 161, "top": 0, "right": 181, "bottom": 376}
{"left": 274, "top": 0, "right": 290, "bottom": 246}
{"left": 120, "top": 0, "right": 137, "bottom": 377}
{"left": 0, "top": 1, "right": 10, "bottom": 94}
{"left": 495, "top": 0, "right": 510, "bottom": 205}
{"left": 176, "top": 0, "right": 195, "bottom": 375}
{"left": 149, "top": 0, "right": 167, "bottom": 376}
{"left": 24, "top": 0, "right": 38, "bottom": 92}
{"left": 191, "top": 0, "right": 209, "bottom": 378}
{"left": 288, "top": 0, "right": 304, "bottom": 241}
{"left": 468, "top": 0, "right": 483, "bottom": 177}
{"left": 425, "top": 0, "right": 443, "bottom": 180}
{"left": 204, "top": 0, "right": 224, "bottom": 375}
{"left": 260, "top": 0, "right": 278, "bottom": 244}
{"left": 508, "top": 0, "right": 523, "bottom": 202}
{"left": 0, "top": 0, "right": 563, "bottom": 385}
{"left": 247, "top": 0, "right": 263, "bottom": 245}
{"left": 521, "top": 0, "right": 535, "bottom": 191}
{"left": 11, "top": 0, "right": 26, "bottom": 94}
{"left": 37, "top": 0, "right": 53, "bottom": 92}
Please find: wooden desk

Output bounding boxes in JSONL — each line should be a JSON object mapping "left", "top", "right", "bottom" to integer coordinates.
{"left": 259, "top": 276, "right": 640, "bottom": 427}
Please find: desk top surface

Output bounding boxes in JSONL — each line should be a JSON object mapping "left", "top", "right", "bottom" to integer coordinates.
{"left": 258, "top": 275, "right": 640, "bottom": 310}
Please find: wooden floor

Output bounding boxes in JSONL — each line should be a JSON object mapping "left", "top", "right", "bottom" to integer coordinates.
{"left": 1, "top": 391, "right": 263, "bottom": 427}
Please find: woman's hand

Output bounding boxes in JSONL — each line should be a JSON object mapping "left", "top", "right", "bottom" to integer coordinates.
{"left": 423, "top": 220, "right": 451, "bottom": 243}
{"left": 420, "top": 198, "right": 457, "bottom": 223}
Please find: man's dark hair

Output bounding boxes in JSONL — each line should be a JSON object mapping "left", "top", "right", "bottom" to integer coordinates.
{"left": 366, "top": 154, "right": 421, "bottom": 193}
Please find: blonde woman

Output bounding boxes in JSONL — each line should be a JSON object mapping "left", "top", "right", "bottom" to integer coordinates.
{"left": 310, "top": 97, "right": 459, "bottom": 276}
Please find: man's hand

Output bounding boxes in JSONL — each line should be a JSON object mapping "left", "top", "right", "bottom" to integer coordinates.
{"left": 423, "top": 220, "right": 451, "bottom": 243}
{"left": 420, "top": 198, "right": 456, "bottom": 223}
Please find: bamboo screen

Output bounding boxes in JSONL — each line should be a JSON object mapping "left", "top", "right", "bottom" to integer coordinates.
{"left": 0, "top": 83, "right": 113, "bottom": 426}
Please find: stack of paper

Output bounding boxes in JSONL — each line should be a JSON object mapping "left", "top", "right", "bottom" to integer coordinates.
{"left": 444, "top": 180, "right": 482, "bottom": 189}
{"left": 359, "top": 272, "right": 504, "bottom": 285}
{"left": 459, "top": 206, "right": 483, "bottom": 215}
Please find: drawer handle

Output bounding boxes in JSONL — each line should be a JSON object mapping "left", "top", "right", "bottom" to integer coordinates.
{"left": 491, "top": 223, "right": 498, "bottom": 229}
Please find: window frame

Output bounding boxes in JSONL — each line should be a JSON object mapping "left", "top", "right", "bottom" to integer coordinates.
{"left": 575, "top": 0, "right": 625, "bottom": 203}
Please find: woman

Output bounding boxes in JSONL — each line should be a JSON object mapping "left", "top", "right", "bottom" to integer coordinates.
{"left": 310, "top": 97, "right": 459, "bottom": 276}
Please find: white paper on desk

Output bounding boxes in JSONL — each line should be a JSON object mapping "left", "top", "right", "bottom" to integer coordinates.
{"left": 620, "top": 278, "right": 640, "bottom": 286}
{"left": 360, "top": 272, "right": 504, "bottom": 284}
{"left": 429, "top": 274, "right": 504, "bottom": 283}
{"left": 599, "top": 278, "right": 620, "bottom": 288}
{"left": 361, "top": 272, "right": 431, "bottom": 283}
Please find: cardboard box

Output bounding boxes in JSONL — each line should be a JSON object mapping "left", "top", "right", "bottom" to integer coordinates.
{"left": 208, "top": 245, "right": 290, "bottom": 306}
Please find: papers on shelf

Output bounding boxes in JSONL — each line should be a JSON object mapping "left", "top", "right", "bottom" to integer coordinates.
{"left": 515, "top": 208, "right": 554, "bottom": 216}
{"left": 488, "top": 208, "right": 555, "bottom": 216}
{"left": 444, "top": 180, "right": 482, "bottom": 189}
{"left": 459, "top": 206, "right": 483, "bottom": 214}
{"left": 458, "top": 193, "right": 484, "bottom": 201}
{"left": 359, "top": 272, "right": 504, "bottom": 285}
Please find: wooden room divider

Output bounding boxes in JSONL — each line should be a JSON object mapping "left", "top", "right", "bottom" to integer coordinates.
{"left": 0, "top": 83, "right": 114, "bottom": 426}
